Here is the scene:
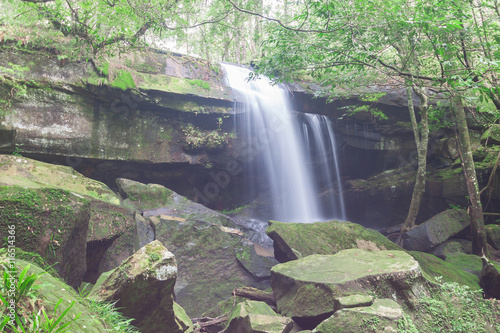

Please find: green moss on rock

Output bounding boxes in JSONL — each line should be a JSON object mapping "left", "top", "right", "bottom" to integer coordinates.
{"left": 0, "top": 186, "right": 90, "bottom": 287}
{"left": 0, "top": 155, "right": 121, "bottom": 205}
{"left": 313, "top": 299, "right": 402, "bottom": 333}
{"left": 266, "top": 220, "right": 401, "bottom": 262}
{"left": 445, "top": 252, "right": 500, "bottom": 278}
{"left": 117, "top": 178, "right": 175, "bottom": 210}
{"left": 110, "top": 69, "right": 137, "bottom": 91}
{"left": 225, "top": 300, "right": 293, "bottom": 333}
{"left": 410, "top": 251, "right": 480, "bottom": 290}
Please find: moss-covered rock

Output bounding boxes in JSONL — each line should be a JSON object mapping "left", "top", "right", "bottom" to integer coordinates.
{"left": 236, "top": 239, "right": 279, "bottom": 280}
{"left": 271, "top": 249, "right": 430, "bottom": 328}
{"left": 445, "top": 252, "right": 500, "bottom": 278}
{"left": 0, "top": 186, "right": 90, "bottom": 288}
{"left": 201, "top": 296, "right": 248, "bottom": 318}
{"left": 402, "top": 209, "right": 470, "bottom": 251}
{"left": 114, "top": 179, "right": 271, "bottom": 317}
{"left": 312, "top": 299, "right": 402, "bottom": 333}
{"left": 90, "top": 240, "right": 189, "bottom": 333}
{"left": 155, "top": 216, "right": 268, "bottom": 318}
{"left": 486, "top": 224, "right": 500, "bottom": 250}
{"left": 266, "top": 220, "right": 401, "bottom": 263}
{"left": 0, "top": 155, "right": 120, "bottom": 205}
{"left": 409, "top": 251, "right": 481, "bottom": 290}
{"left": 87, "top": 200, "right": 134, "bottom": 242}
{"left": 0, "top": 46, "right": 237, "bottom": 168}
{"left": 430, "top": 239, "right": 472, "bottom": 259}
{"left": 225, "top": 300, "right": 294, "bottom": 333}
{"left": 117, "top": 178, "right": 176, "bottom": 210}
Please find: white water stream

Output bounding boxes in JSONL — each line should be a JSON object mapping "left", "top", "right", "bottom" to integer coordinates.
{"left": 221, "top": 63, "right": 345, "bottom": 222}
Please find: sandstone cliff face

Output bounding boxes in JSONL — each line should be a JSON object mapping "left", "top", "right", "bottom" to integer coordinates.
{"left": 0, "top": 46, "right": 236, "bottom": 165}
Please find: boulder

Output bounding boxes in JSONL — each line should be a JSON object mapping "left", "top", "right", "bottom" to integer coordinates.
{"left": 90, "top": 240, "right": 190, "bottom": 333}
{"left": 154, "top": 213, "right": 269, "bottom": 317}
{"left": 0, "top": 155, "right": 121, "bottom": 205}
{"left": 0, "top": 186, "right": 90, "bottom": 288}
{"left": 266, "top": 220, "right": 401, "bottom": 263}
{"left": 312, "top": 299, "right": 402, "bottom": 333}
{"left": 0, "top": 155, "right": 139, "bottom": 285}
{"left": 402, "top": 209, "right": 470, "bottom": 251}
{"left": 134, "top": 211, "right": 155, "bottom": 250}
{"left": 410, "top": 251, "right": 480, "bottom": 290}
{"left": 430, "top": 239, "right": 472, "bottom": 259}
{"left": 85, "top": 200, "right": 135, "bottom": 283}
{"left": 445, "top": 253, "right": 500, "bottom": 279}
{"left": 225, "top": 300, "right": 295, "bottom": 333}
{"left": 486, "top": 224, "right": 500, "bottom": 250}
{"left": 117, "top": 178, "right": 177, "bottom": 210}
{"left": 271, "top": 249, "right": 429, "bottom": 329}
{"left": 113, "top": 179, "right": 272, "bottom": 317}
{"left": 97, "top": 226, "right": 136, "bottom": 276}
{"left": 236, "top": 239, "right": 279, "bottom": 280}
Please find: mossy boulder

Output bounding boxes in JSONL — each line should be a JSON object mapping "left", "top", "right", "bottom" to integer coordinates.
{"left": 266, "top": 220, "right": 401, "bottom": 263}
{"left": 430, "top": 239, "right": 472, "bottom": 259}
{"left": 111, "top": 178, "right": 271, "bottom": 317}
{"left": 409, "top": 251, "right": 481, "bottom": 290}
{"left": 154, "top": 215, "right": 268, "bottom": 318}
{"left": 90, "top": 240, "right": 189, "bottom": 333}
{"left": 0, "top": 186, "right": 90, "bottom": 288}
{"left": 445, "top": 252, "right": 500, "bottom": 278}
{"left": 97, "top": 226, "right": 136, "bottom": 276}
{"left": 486, "top": 224, "right": 500, "bottom": 250}
{"left": 0, "top": 155, "right": 120, "bottom": 205}
{"left": 84, "top": 201, "right": 135, "bottom": 282}
{"left": 312, "top": 299, "right": 402, "bottom": 333}
{"left": 225, "top": 300, "right": 295, "bottom": 333}
{"left": 402, "top": 209, "right": 470, "bottom": 251}
{"left": 0, "top": 256, "right": 109, "bottom": 332}
{"left": 270, "top": 249, "right": 430, "bottom": 328}
{"left": 236, "top": 239, "right": 279, "bottom": 280}
{"left": 117, "top": 178, "right": 176, "bottom": 210}
{"left": 87, "top": 200, "right": 134, "bottom": 243}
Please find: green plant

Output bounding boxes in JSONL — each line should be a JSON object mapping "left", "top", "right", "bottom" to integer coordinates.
{"left": 409, "top": 277, "right": 499, "bottom": 332}
{"left": 148, "top": 253, "right": 161, "bottom": 262}
{"left": 11, "top": 145, "right": 22, "bottom": 157}
{"left": 448, "top": 203, "right": 465, "bottom": 210}
{"left": 0, "top": 264, "right": 43, "bottom": 304}
{"left": 37, "top": 299, "right": 80, "bottom": 332}
{"left": 46, "top": 235, "right": 59, "bottom": 259}
{"left": 87, "top": 300, "right": 140, "bottom": 332}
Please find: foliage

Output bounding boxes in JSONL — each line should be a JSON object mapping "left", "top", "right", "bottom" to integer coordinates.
{"left": 0, "top": 260, "right": 139, "bottom": 333}
{"left": 0, "top": 264, "right": 42, "bottom": 304}
{"left": 87, "top": 300, "right": 140, "bottom": 333}
{"left": 398, "top": 277, "right": 500, "bottom": 332}
{"left": 0, "top": 63, "right": 29, "bottom": 116}
{"left": 0, "top": 264, "right": 80, "bottom": 332}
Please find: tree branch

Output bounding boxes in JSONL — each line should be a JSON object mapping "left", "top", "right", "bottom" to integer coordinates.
{"left": 225, "top": 0, "right": 345, "bottom": 34}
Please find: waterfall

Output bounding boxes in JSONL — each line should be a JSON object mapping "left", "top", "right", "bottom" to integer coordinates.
{"left": 221, "top": 63, "right": 345, "bottom": 222}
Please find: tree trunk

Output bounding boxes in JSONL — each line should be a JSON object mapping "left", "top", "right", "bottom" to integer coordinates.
{"left": 452, "top": 95, "right": 489, "bottom": 256}
{"left": 401, "top": 85, "right": 429, "bottom": 233}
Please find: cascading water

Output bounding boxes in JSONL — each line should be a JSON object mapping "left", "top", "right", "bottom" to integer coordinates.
{"left": 221, "top": 63, "right": 345, "bottom": 222}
